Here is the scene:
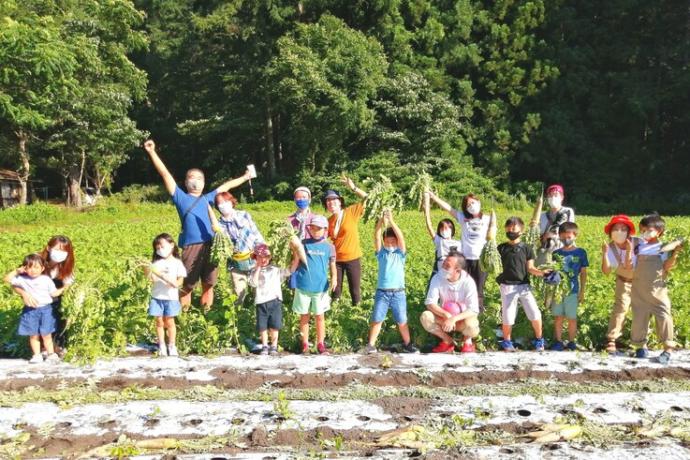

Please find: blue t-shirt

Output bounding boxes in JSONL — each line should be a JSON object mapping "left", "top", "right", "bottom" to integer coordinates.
{"left": 553, "top": 247, "right": 589, "bottom": 294}
{"left": 171, "top": 186, "right": 218, "bottom": 247}
{"left": 295, "top": 238, "right": 336, "bottom": 293}
{"left": 376, "top": 248, "right": 406, "bottom": 289}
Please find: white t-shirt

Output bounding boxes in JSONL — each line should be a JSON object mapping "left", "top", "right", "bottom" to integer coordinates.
{"left": 48, "top": 266, "right": 75, "bottom": 286}
{"left": 606, "top": 245, "right": 636, "bottom": 269}
{"left": 11, "top": 274, "right": 57, "bottom": 307}
{"left": 433, "top": 235, "right": 463, "bottom": 271}
{"left": 151, "top": 257, "right": 187, "bottom": 300}
{"left": 539, "top": 207, "right": 576, "bottom": 234}
{"left": 425, "top": 271, "right": 479, "bottom": 314}
{"left": 249, "top": 265, "right": 291, "bottom": 304}
{"left": 633, "top": 239, "right": 669, "bottom": 263}
{"left": 452, "top": 211, "right": 490, "bottom": 260}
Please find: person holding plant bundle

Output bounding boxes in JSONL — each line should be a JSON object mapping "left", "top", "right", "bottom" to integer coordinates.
{"left": 364, "top": 210, "right": 418, "bottom": 354}
{"left": 145, "top": 233, "right": 187, "bottom": 357}
{"left": 539, "top": 184, "right": 575, "bottom": 255}
{"left": 143, "top": 139, "right": 252, "bottom": 310}
{"left": 292, "top": 215, "right": 337, "bottom": 354}
{"left": 214, "top": 192, "right": 265, "bottom": 306}
{"left": 601, "top": 215, "right": 636, "bottom": 354}
{"left": 427, "top": 191, "right": 490, "bottom": 311}
{"left": 324, "top": 176, "right": 368, "bottom": 306}
{"left": 630, "top": 213, "right": 683, "bottom": 365}
{"left": 420, "top": 252, "right": 480, "bottom": 353}
{"left": 422, "top": 191, "right": 462, "bottom": 281}
{"left": 5, "top": 254, "right": 65, "bottom": 364}
{"left": 287, "top": 186, "right": 314, "bottom": 289}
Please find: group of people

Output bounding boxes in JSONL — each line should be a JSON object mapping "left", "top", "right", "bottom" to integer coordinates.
{"left": 3, "top": 140, "right": 683, "bottom": 364}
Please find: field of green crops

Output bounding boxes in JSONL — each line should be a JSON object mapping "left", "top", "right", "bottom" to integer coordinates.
{"left": 1, "top": 199, "right": 689, "bottom": 361}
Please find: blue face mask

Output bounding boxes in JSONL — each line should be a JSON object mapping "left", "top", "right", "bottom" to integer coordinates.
{"left": 295, "top": 199, "right": 310, "bottom": 210}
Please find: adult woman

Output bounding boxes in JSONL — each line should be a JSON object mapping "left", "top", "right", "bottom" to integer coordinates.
{"left": 427, "top": 191, "right": 490, "bottom": 312}
{"left": 288, "top": 186, "right": 314, "bottom": 240}
{"left": 215, "top": 192, "right": 265, "bottom": 306}
{"left": 324, "top": 176, "right": 367, "bottom": 306}
{"left": 539, "top": 184, "right": 576, "bottom": 251}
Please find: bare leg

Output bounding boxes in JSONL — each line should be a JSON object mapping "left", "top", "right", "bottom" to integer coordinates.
{"left": 315, "top": 314, "right": 325, "bottom": 344}
{"left": 531, "top": 319, "right": 543, "bottom": 338}
{"left": 368, "top": 321, "right": 383, "bottom": 346}
{"left": 200, "top": 282, "right": 214, "bottom": 309}
{"left": 155, "top": 317, "right": 165, "bottom": 346}
{"left": 553, "top": 316, "right": 564, "bottom": 341}
{"left": 502, "top": 324, "right": 513, "bottom": 341}
{"left": 269, "top": 329, "right": 279, "bottom": 347}
{"left": 41, "top": 334, "right": 55, "bottom": 354}
{"left": 397, "top": 323, "right": 411, "bottom": 344}
{"left": 567, "top": 319, "right": 577, "bottom": 342}
{"left": 259, "top": 329, "right": 268, "bottom": 347}
{"left": 164, "top": 317, "right": 176, "bottom": 346}
{"left": 29, "top": 336, "right": 41, "bottom": 355}
{"left": 180, "top": 288, "right": 192, "bottom": 309}
{"left": 299, "top": 314, "right": 310, "bottom": 345}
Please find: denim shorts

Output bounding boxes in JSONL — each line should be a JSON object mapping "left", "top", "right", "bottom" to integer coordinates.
{"left": 371, "top": 289, "right": 407, "bottom": 324}
{"left": 17, "top": 305, "right": 56, "bottom": 336}
{"left": 148, "top": 298, "right": 182, "bottom": 317}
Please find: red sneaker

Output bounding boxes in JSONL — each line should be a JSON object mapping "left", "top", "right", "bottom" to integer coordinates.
{"left": 317, "top": 342, "right": 329, "bottom": 355}
{"left": 301, "top": 342, "right": 310, "bottom": 354}
{"left": 460, "top": 341, "right": 476, "bottom": 353}
{"left": 431, "top": 341, "right": 455, "bottom": 353}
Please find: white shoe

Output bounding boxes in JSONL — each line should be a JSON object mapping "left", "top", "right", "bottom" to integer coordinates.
{"left": 44, "top": 353, "right": 61, "bottom": 364}
{"left": 167, "top": 345, "right": 178, "bottom": 357}
{"left": 29, "top": 354, "right": 43, "bottom": 364}
{"left": 158, "top": 345, "right": 168, "bottom": 357}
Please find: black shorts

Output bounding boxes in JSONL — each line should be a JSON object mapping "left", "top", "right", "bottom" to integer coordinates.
{"left": 256, "top": 298, "right": 283, "bottom": 332}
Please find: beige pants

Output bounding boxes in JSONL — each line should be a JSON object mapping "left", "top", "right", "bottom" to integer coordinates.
{"left": 420, "top": 311, "right": 480, "bottom": 339}
{"left": 630, "top": 255, "right": 674, "bottom": 348}
{"left": 606, "top": 277, "right": 632, "bottom": 342}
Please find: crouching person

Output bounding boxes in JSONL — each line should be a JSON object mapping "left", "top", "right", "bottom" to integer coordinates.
{"left": 420, "top": 252, "right": 480, "bottom": 353}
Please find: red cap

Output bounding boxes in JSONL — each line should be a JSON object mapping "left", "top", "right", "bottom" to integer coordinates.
{"left": 546, "top": 184, "right": 565, "bottom": 197}
{"left": 604, "top": 215, "right": 636, "bottom": 235}
{"left": 252, "top": 243, "right": 271, "bottom": 258}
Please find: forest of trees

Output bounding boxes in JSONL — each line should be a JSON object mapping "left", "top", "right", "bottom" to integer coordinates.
{"left": 1, "top": 1, "right": 689, "bottom": 213}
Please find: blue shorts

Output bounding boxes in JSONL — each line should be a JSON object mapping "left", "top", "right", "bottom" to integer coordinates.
{"left": 371, "top": 289, "right": 407, "bottom": 324}
{"left": 148, "top": 298, "right": 182, "bottom": 317}
{"left": 17, "top": 305, "right": 56, "bottom": 336}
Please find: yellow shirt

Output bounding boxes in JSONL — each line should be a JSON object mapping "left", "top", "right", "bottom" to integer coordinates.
{"left": 328, "top": 202, "right": 364, "bottom": 262}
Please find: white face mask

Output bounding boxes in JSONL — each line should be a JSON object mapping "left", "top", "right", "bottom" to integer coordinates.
{"left": 642, "top": 230, "right": 657, "bottom": 241}
{"left": 467, "top": 202, "right": 481, "bottom": 216}
{"left": 611, "top": 230, "right": 628, "bottom": 245}
{"left": 217, "top": 202, "right": 234, "bottom": 216}
{"left": 50, "top": 249, "right": 68, "bottom": 263}
{"left": 185, "top": 179, "right": 204, "bottom": 193}
{"left": 440, "top": 229, "right": 452, "bottom": 239}
{"left": 547, "top": 196, "right": 563, "bottom": 209}
{"left": 156, "top": 245, "right": 173, "bottom": 258}
{"left": 384, "top": 245, "right": 396, "bottom": 252}
{"left": 441, "top": 268, "right": 457, "bottom": 281}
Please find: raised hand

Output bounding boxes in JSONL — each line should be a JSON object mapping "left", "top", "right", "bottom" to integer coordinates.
{"left": 143, "top": 139, "right": 156, "bottom": 154}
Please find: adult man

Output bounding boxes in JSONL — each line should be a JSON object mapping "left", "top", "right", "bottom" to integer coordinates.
{"left": 420, "top": 252, "right": 480, "bottom": 353}
{"left": 143, "top": 139, "right": 251, "bottom": 309}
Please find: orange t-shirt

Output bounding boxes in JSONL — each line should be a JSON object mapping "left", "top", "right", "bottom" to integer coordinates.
{"left": 328, "top": 202, "right": 364, "bottom": 262}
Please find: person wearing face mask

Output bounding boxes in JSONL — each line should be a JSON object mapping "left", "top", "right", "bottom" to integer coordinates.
{"left": 549, "top": 222, "right": 589, "bottom": 351}
{"left": 145, "top": 233, "right": 187, "bottom": 357}
{"left": 364, "top": 210, "right": 418, "bottom": 354}
{"left": 538, "top": 184, "right": 575, "bottom": 258}
{"left": 420, "top": 252, "right": 480, "bottom": 353}
{"left": 143, "top": 139, "right": 252, "bottom": 310}
{"left": 213, "top": 192, "right": 265, "bottom": 307}
{"left": 601, "top": 215, "right": 636, "bottom": 354}
{"left": 287, "top": 186, "right": 315, "bottom": 290}
{"left": 629, "top": 213, "right": 683, "bottom": 365}
{"left": 423, "top": 192, "right": 462, "bottom": 283}
{"left": 323, "top": 176, "right": 368, "bottom": 306}
{"left": 427, "top": 191, "right": 491, "bottom": 312}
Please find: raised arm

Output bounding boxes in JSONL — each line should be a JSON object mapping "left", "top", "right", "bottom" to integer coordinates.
{"left": 601, "top": 243, "right": 613, "bottom": 275}
{"left": 216, "top": 170, "right": 252, "bottom": 194}
{"left": 663, "top": 244, "right": 682, "bottom": 275}
{"left": 143, "top": 140, "right": 176, "bottom": 195}
{"left": 423, "top": 191, "right": 435, "bottom": 238}
{"left": 428, "top": 190, "right": 454, "bottom": 215}
{"left": 207, "top": 204, "right": 221, "bottom": 233}
{"left": 374, "top": 216, "right": 384, "bottom": 252}
{"left": 387, "top": 211, "right": 406, "bottom": 253}
{"left": 341, "top": 176, "right": 368, "bottom": 200}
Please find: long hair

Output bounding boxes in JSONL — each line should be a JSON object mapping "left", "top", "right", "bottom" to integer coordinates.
{"left": 40, "top": 235, "right": 75, "bottom": 280}
{"left": 152, "top": 233, "right": 180, "bottom": 262}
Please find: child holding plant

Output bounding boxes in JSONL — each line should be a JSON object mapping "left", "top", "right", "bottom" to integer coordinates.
{"left": 550, "top": 222, "right": 588, "bottom": 351}
{"left": 601, "top": 215, "right": 636, "bottom": 354}
{"left": 630, "top": 213, "right": 683, "bottom": 364}
{"left": 364, "top": 210, "right": 418, "bottom": 354}
{"left": 5, "top": 254, "right": 65, "bottom": 364}
{"left": 248, "top": 243, "right": 295, "bottom": 355}
{"left": 423, "top": 192, "right": 462, "bottom": 281}
{"left": 292, "top": 215, "right": 337, "bottom": 354}
{"left": 146, "top": 233, "right": 187, "bottom": 357}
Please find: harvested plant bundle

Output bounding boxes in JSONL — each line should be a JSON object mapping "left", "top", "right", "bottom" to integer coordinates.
{"left": 524, "top": 192, "right": 543, "bottom": 252}
{"left": 210, "top": 231, "right": 233, "bottom": 266}
{"left": 408, "top": 170, "right": 434, "bottom": 210}
{"left": 363, "top": 175, "right": 404, "bottom": 223}
{"left": 479, "top": 209, "right": 502, "bottom": 275}
{"left": 266, "top": 219, "right": 306, "bottom": 267}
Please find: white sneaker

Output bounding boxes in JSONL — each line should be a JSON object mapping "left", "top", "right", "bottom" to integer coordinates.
{"left": 44, "top": 353, "right": 61, "bottom": 364}
{"left": 158, "top": 345, "right": 168, "bottom": 357}
{"left": 29, "top": 354, "right": 43, "bottom": 364}
{"left": 167, "top": 344, "right": 178, "bottom": 357}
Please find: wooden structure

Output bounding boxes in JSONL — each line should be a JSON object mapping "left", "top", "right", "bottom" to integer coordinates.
{"left": 0, "top": 169, "right": 23, "bottom": 208}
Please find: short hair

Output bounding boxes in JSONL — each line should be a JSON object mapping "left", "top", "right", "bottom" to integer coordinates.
{"left": 383, "top": 228, "right": 397, "bottom": 239}
{"left": 22, "top": 253, "right": 45, "bottom": 268}
{"left": 186, "top": 168, "right": 205, "bottom": 179}
{"left": 446, "top": 250, "right": 466, "bottom": 270}
{"left": 558, "top": 222, "right": 579, "bottom": 234}
{"left": 504, "top": 216, "right": 524, "bottom": 228}
{"left": 461, "top": 193, "right": 481, "bottom": 218}
{"left": 215, "top": 191, "right": 238, "bottom": 207}
{"left": 436, "top": 219, "right": 456, "bottom": 237}
{"left": 640, "top": 213, "right": 665, "bottom": 232}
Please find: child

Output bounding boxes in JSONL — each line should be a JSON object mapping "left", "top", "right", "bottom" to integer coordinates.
{"left": 146, "top": 233, "right": 187, "bottom": 357}
{"left": 292, "top": 215, "right": 337, "bottom": 354}
{"left": 496, "top": 217, "right": 550, "bottom": 351}
{"left": 248, "top": 244, "right": 293, "bottom": 355}
{"left": 550, "top": 222, "right": 588, "bottom": 351}
{"left": 422, "top": 192, "right": 462, "bottom": 280}
{"left": 4, "top": 254, "right": 64, "bottom": 364}
{"left": 630, "top": 213, "right": 682, "bottom": 364}
{"left": 601, "top": 215, "right": 636, "bottom": 354}
{"left": 365, "top": 210, "right": 418, "bottom": 354}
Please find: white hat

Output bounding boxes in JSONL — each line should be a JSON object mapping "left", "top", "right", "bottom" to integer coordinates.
{"left": 293, "top": 186, "right": 311, "bottom": 198}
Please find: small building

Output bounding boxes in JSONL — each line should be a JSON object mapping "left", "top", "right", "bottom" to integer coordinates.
{"left": 0, "top": 169, "right": 23, "bottom": 208}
